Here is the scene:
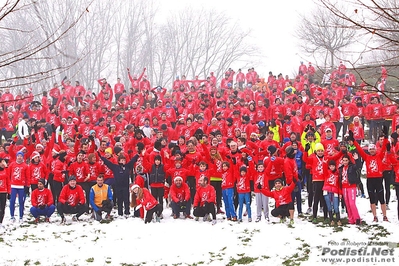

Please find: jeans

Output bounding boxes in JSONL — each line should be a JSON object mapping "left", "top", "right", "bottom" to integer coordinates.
{"left": 30, "top": 205, "right": 56, "bottom": 218}
{"left": 222, "top": 188, "right": 236, "bottom": 219}
{"left": 238, "top": 193, "right": 251, "bottom": 219}
{"left": 323, "top": 192, "right": 339, "bottom": 213}
{"left": 10, "top": 188, "right": 25, "bottom": 218}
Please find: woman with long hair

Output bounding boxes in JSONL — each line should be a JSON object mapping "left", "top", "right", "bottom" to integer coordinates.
{"left": 130, "top": 185, "right": 162, "bottom": 223}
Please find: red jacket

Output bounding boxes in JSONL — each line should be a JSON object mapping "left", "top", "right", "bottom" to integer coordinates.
{"left": 236, "top": 172, "right": 251, "bottom": 194}
{"left": 261, "top": 181, "right": 295, "bottom": 207}
{"left": 31, "top": 188, "right": 54, "bottom": 207}
{"left": 193, "top": 184, "right": 216, "bottom": 207}
{"left": 58, "top": 184, "right": 85, "bottom": 206}
{"left": 137, "top": 188, "right": 158, "bottom": 211}
{"left": 284, "top": 157, "right": 298, "bottom": 185}
{"left": 303, "top": 152, "right": 342, "bottom": 181}
{"left": 9, "top": 161, "right": 30, "bottom": 187}
{"left": 221, "top": 168, "right": 235, "bottom": 189}
{"left": 170, "top": 182, "right": 190, "bottom": 203}
{"left": 0, "top": 167, "right": 10, "bottom": 193}
{"left": 264, "top": 156, "right": 284, "bottom": 181}
{"left": 323, "top": 169, "right": 340, "bottom": 194}
{"left": 354, "top": 140, "right": 386, "bottom": 178}
{"left": 68, "top": 161, "right": 89, "bottom": 183}
{"left": 29, "top": 162, "right": 47, "bottom": 185}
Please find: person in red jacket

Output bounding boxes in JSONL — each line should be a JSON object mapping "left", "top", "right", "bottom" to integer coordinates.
{"left": 260, "top": 178, "right": 296, "bottom": 224}
{"left": 0, "top": 158, "right": 10, "bottom": 228}
{"left": 170, "top": 176, "right": 192, "bottom": 219}
{"left": 30, "top": 178, "right": 55, "bottom": 223}
{"left": 323, "top": 161, "right": 342, "bottom": 226}
{"left": 221, "top": 161, "right": 237, "bottom": 221}
{"left": 29, "top": 151, "right": 47, "bottom": 192}
{"left": 349, "top": 129, "right": 388, "bottom": 222}
{"left": 130, "top": 184, "right": 162, "bottom": 224}
{"left": 68, "top": 151, "right": 90, "bottom": 208}
{"left": 236, "top": 166, "right": 252, "bottom": 222}
{"left": 57, "top": 175, "right": 87, "bottom": 224}
{"left": 193, "top": 176, "right": 217, "bottom": 224}
{"left": 9, "top": 151, "right": 30, "bottom": 223}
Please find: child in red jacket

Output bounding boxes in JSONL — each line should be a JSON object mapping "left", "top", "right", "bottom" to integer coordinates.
{"left": 236, "top": 165, "right": 253, "bottom": 222}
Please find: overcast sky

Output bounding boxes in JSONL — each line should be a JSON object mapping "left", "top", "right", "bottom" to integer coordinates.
{"left": 157, "top": 0, "right": 315, "bottom": 78}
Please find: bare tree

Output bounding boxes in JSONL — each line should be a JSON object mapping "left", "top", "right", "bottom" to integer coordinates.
{"left": 152, "top": 8, "right": 260, "bottom": 87}
{"left": 296, "top": 5, "right": 356, "bottom": 70}
{"left": 319, "top": 0, "right": 399, "bottom": 96}
{"left": 0, "top": 0, "right": 93, "bottom": 92}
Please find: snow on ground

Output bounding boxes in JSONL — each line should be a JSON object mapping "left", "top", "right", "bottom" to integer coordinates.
{"left": 1, "top": 183, "right": 398, "bottom": 266}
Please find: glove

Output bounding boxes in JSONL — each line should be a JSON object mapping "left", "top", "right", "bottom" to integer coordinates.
{"left": 7, "top": 193, "right": 10, "bottom": 200}
{"left": 310, "top": 126, "right": 316, "bottom": 132}
{"left": 348, "top": 130, "right": 355, "bottom": 141}
{"left": 386, "top": 143, "right": 391, "bottom": 152}
{"left": 51, "top": 124, "right": 57, "bottom": 132}
{"left": 382, "top": 125, "right": 388, "bottom": 138}
{"left": 304, "top": 124, "right": 310, "bottom": 133}
{"left": 24, "top": 186, "right": 30, "bottom": 195}
{"left": 31, "top": 134, "right": 36, "bottom": 143}
{"left": 74, "top": 125, "right": 79, "bottom": 132}
{"left": 257, "top": 183, "right": 262, "bottom": 189}
{"left": 59, "top": 124, "right": 64, "bottom": 131}
{"left": 305, "top": 143, "right": 311, "bottom": 152}
{"left": 247, "top": 156, "right": 252, "bottom": 161}
{"left": 88, "top": 135, "right": 94, "bottom": 141}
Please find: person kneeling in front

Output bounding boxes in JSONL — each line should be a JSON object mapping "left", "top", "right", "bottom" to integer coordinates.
{"left": 170, "top": 176, "right": 192, "bottom": 219}
{"left": 57, "top": 175, "right": 87, "bottom": 224}
{"left": 89, "top": 175, "right": 113, "bottom": 221}
{"left": 30, "top": 178, "right": 56, "bottom": 223}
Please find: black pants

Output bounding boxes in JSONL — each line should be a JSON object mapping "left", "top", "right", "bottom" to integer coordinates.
{"left": 313, "top": 181, "right": 327, "bottom": 219}
{"left": 150, "top": 186, "right": 164, "bottom": 215}
{"left": 333, "top": 122, "right": 343, "bottom": 139}
{"left": 31, "top": 184, "right": 38, "bottom": 192}
{"left": 271, "top": 203, "right": 293, "bottom": 218}
{"left": 79, "top": 182, "right": 95, "bottom": 209}
{"left": 115, "top": 93, "right": 122, "bottom": 103}
{"left": 306, "top": 171, "right": 313, "bottom": 208}
{"left": 367, "top": 177, "right": 385, "bottom": 205}
{"left": 210, "top": 180, "right": 222, "bottom": 209}
{"left": 94, "top": 202, "right": 114, "bottom": 221}
{"left": 342, "top": 118, "right": 353, "bottom": 139}
{"left": 395, "top": 185, "right": 399, "bottom": 221}
{"left": 57, "top": 202, "right": 87, "bottom": 218}
{"left": 3, "top": 131, "right": 14, "bottom": 141}
{"left": 383, "top": 170, "right": 393, "bottom": 204}
{"left": 187, "top": 176, "right": 196, "bottom": 204}
{"left": 145, "top": 204, "right": 162, "bottom": 223}
{"left": 115, "top": 188, "right": 130, "bottom": 216}
{"left": 51, "top": 180, "right": 63, "bottom": 205}
{"left": 170, "top": 200, "right": 191, "bottom": 216}
{"left": 193, "top": 202, "right": 216, "bottom": 220}
{"left": 0, "top": 193, "right": 6, "bottom": 224}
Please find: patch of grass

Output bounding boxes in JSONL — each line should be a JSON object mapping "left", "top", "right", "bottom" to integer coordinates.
{"left": 24, "top": 260, "right": 31, "bottom": 266}
{"left": 282, "top": 243, "right": 310, "bottom": 266}
{"left": 226, "top": 256, "right": 258, "bottom": 265}
{"left": 0, "top": 237, "right": 4, "bottom": 242}
{"left": 86, "top": 258, "right": 94, "bottom": 263}
{"left": 34, "top": 261, "right": 41, "bottom": 265}
{"left": 261, "top": 255, "right": 270, "bottom": 259}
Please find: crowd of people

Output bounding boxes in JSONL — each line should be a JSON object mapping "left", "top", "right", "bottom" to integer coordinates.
{"left": 0, "top": 62, "right": 398, "bottom": 230}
